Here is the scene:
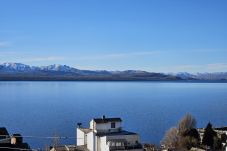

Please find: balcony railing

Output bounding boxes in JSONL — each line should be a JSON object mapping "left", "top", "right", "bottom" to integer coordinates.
{"left": 109, "top": 144, "right": 143, "bottom": 150}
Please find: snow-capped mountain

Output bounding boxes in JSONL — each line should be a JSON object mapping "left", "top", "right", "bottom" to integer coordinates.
{"left": 195, "top": 72, "right": 227, "bottom": 80}
{"left": 40, "top": 64, "right": 78, "bottom": 72}
{"left": 0, "top": 63, "right": 226, "bottom": 81}
{"left": 0, "top": 63, "right": 78, "bottom": 73}
{"left": 168, "top": 72, "right": 227, "bottom": 80}
{"left": 168, "top": 72, "right": 196, "bottom": 80}
{"left": 0, "top": 63, "right": 32, "bottom": 71}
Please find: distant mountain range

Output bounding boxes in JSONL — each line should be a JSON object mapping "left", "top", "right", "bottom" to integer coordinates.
{"left": 170, "top": 72, "right": 227, "bottom": 80}
{"left": 0, "top": 63, "right": 227, "bottom": 81}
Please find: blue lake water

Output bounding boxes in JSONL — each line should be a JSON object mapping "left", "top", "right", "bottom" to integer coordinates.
{"left": 0, "top": 81, "right": 227, "bottom": 149}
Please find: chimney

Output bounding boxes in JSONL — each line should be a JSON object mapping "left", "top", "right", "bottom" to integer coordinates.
{"left": 77, "top": 123, "right": 82, "bottom": 128}
{"left": 102, "top": 115, "right": 106, "bottom": 119}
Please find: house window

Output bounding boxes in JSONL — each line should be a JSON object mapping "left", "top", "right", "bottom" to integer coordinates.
{"left": 111, "top": 122, "right": 116, "bottom": 128}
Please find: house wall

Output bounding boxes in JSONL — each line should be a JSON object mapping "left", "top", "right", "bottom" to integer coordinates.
{"left": 106, "top": 134, "right": 140, "bottom": 146}
{"left": 87, "top": 133, "right": 140, "bottom": 151}
{"left": 91, "top": 121, "right": 121, "bottom": 132}
{"left": 100, "top": 136, "right": 109, "bottom": 151}
{"left": 86, "top": 119, "right": 142, "bottom": 151}
{"left": 87, "top": 131, "right": 96, "bottom": 151}
{"left": 76, "top": 128, "right": 86, "bottom": 146}
{"left": 90, "top": 120, "right": 95, "bottom": 130}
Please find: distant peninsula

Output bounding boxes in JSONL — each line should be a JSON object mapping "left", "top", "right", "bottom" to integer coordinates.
{"left": 0, "top": 63, "right": 227, "bottom": 81}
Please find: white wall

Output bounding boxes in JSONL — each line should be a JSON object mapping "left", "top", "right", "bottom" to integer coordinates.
{"left": 94, "top": 122, "right": 121, "bottom": 132}
{"left": 89, "top": 119, "right": 122, "bottom": 133}
{"left": 87, "top": 131, "right": 96, "bottom": 151}
{"left": 100, "top": 136, "right": 109, "bottom": 151}
{"left": 90, "top": 120, "right": 95, "bottom": 130}
{"left": 87, "top": 119, "right": 142, "bottom": 151}
{"left": 76, "top": 128, "right": 86, "bottom": 146}
{"left": 87, "top": 133, "right": 140, "bottom": 151}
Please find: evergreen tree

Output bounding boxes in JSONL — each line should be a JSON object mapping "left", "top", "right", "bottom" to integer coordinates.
{"left": 202, "top": 122, "right": 217, "bottom": 148}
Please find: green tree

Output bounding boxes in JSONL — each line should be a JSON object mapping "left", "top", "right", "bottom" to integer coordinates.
{"left": 179, "top": 136, "right": 199, "bottom": 150}
{"left": 182, "top": 128, "right": 200, "bottom": 145}
{"left": 213, "top": 136, "right": 222, "bottom": 150}
{"left": 202, "top": 122, "right": 217, "bottom": 148}
{"left": 220, "top": 133, "right": 227, "bottom": 143}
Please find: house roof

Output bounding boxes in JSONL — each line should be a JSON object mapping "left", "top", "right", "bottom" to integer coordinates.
{"left": 0, "top": 127, "right": 9, "bottom": 139}
{"left": 214, "top": 127, "right": 227, "bottom": 131}
{"left": 0, "top": 143, "right": 30, "bottom": 150}
{"left": 96, "top": 130, "right": 137, "bottom": 137}
{"left": 0, "top": 127, "right": 9, "bottom": 136}
{"left": 93, "top": 117, "right": 122, "bottom": 124}
{"left": 51, "top": 145, "right": 89, "bottom": 151}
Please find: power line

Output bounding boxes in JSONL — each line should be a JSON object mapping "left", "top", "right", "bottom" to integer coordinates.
{"left": 0, "top": 146, "right": 38, "bottom": 151}
{"left": 0, "top": 135, "right": 79, "bottom": 139}
{"left": 0, "top": 135, "right": 84, "bottom": 150}
{"left": 0, "top": 135, "right": 84, "bottom": 139}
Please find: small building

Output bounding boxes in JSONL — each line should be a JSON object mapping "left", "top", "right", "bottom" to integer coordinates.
{"left": 0, "top": 127, "right": 11, "bottom": 144}
{"left": 190, "top": 147, "right": 205, "bottom": 151}
{"left": 76, "top": 116, "right": 143, "bottom": 151}
{"left": 0, "top": 127, "right": 30, "bottom": 150}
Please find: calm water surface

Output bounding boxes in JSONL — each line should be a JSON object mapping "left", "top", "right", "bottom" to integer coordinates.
{"left": 0, "top": 81, "right": 227, "bottom": 148}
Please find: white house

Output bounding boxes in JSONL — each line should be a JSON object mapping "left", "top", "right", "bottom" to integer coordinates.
{"left": 77, "top": 116, "right": 143, "bottom": 151}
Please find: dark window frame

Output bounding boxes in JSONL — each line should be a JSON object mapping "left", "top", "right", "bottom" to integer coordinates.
{"left": 111, "top": 122, "right": 116, "bottom": 128}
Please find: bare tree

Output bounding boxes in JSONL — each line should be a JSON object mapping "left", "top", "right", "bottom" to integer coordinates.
{"left": 161, "top": 127, "right": 180, "bottom": 149}
{"left": 161, "top": 114, "right": 198, "bottom": 150}
{"left": 44, "top": 144, "right": 50, "bottom": 151}
{"left": 178, "top": 114, "right": 196, "bottom": 134}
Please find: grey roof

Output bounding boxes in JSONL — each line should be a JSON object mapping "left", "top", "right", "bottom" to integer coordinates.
{"left": 93, "top": 118, "right": 122, "bottom": 124}
{"left": 78, "top": 128, "right": 92, "bottom": 134}
{"left": 214, "top": 127, "right": 227, "bottom": 131}
{"left": 53, "top": 146, "right": 66, "bottom": 151}
{"left": 96, "top": 130, "right": 137, "bottom": 137}
{"left": 0, "top": 127, "right": 9, "bottom": 135}
{"left": 74, "top": 145, "right": 89, "bottom": 151}
{"left": 0, "top": 127, "right": 9, "bottom": 139}
{"left": 52, "top": 145, "right": 89, "bottom": 151}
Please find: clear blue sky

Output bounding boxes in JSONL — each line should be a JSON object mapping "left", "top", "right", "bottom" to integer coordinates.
{"left": 0, "top": 0, "right": 227, "bottom": 72}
